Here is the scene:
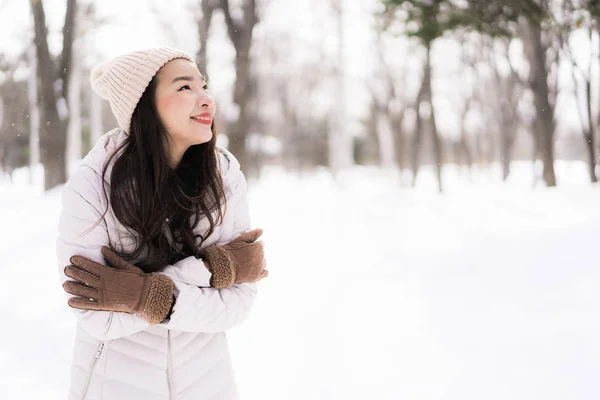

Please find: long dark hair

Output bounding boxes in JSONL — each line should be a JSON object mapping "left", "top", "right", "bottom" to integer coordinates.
{"left": 100, "top": 75, "right": 226, "bottom": 273}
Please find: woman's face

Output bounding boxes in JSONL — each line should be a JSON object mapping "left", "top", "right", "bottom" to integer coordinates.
{"left": 154, "top": 58, "right": 215, "bottom": 165}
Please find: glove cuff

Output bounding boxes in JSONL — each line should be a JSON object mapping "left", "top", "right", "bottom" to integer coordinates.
{"left": 200, "top": 246, "right": 235, "bottom": 289}
{"left": 140, "top": 275, "right": 175, "bottom": 324}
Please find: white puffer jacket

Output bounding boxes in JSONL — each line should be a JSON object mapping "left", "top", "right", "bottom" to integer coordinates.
{"left": 56, "top": 129, "right": 257, "bottom": 400}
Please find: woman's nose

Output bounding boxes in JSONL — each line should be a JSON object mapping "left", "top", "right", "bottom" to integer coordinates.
{"left": 198, "top": 93, "right": 213, "bottom": 109}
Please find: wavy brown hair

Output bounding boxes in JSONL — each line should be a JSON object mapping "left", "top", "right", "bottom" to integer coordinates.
{"left": 100, "top": 75, "right": 225, "bottom": 273}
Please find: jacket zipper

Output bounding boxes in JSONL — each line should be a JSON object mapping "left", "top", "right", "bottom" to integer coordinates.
{"left": 81, "top": 342, "right": 105, "bottom": 400}
{"left": 167, "top": 330, "right": 174, "bottom": 399}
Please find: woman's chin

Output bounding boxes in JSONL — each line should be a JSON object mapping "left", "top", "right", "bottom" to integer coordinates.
{"left": 194, "top": 133, "right": 213, "bottom": 145}
{"left": 183, "top": 128, "right": 212, "bottom": 145}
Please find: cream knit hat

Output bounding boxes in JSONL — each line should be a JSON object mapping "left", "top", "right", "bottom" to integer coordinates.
{"left": 90, "top": 47, "right": 195, "bottom": 133}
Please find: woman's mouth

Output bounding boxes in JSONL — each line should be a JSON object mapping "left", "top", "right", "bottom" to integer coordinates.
{"left": 191, "top": 114, "right": 212, "bottom": 125}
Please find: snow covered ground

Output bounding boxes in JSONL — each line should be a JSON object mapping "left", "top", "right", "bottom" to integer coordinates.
{"left": 1, "top": 162, "right": 599, "bottom": 399}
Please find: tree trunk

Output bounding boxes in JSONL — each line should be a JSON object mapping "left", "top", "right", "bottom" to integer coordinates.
{"left": 499, "top": 102, "right": 518, "bottom": 181}
{"left": 584, "top": 26, "right": 597, "bottom": 182}
{"left": 597, "top": 22, "right": 600, "bottom": 146}
{"left": 328, "top": 0, "right": 354, "bottom": 178}
{"left": 228, "top": 53, "right": 252, "bottom": 170}
{"left": 425, "top": 43, "right": 443, "bottom": 192}
{"left": 584, "top": 130, "right": 596, "bottom": 183}
{"left": 459, "top": 109, "right": 472, "bottom": 180}
{"left": 375, "top": 111, "right": 396, "bottom": 168}
{"left": 196, "top": 0, "right": 216, "bottom": 76}
{"left": 524, "top": 19, "right": 556, "bottom": 186}
{"left": 570, "top": 28, "right": 597, "bottom": 184}
{"left": 0, "top": 95, "right": 4, "bottom": 178}
{"left": 31, "top": 0, "right": 66, "bottom": 190}
{"left": 500, "top": 128, "right": 512, "bottom": 181}
{"left": 430, "top": 107, "right": 443, "bottom": 193}
{"left": 583, "top": 70, "right": 596, "bottom": 182}
{"left": 219, "top": 0, "right": 259, "bottom": 173}
{"left": 411, "top": 70, "right": 426, "bottom": 187}
{"left": 493, "top": 42, "right": 520, "bottom": 182}
{"left": 27, "top": 44, "right": 40, "bottom": 184}
{"left": 531, "top": 118, "right": 541, "bottom": 185}
{"left": 373, "top": 17, "right": 404, "bottom": 171}
{"left": 67, "top": 38, "right": 82, "bottom": 171}
{"left": 59, "top": 0, "right": 76, "bottom": 100}
{"left": 30, "top": 0, "right": 76, "bottom": 190}
{"left": 390, "top": 109, "right": 406, "bottom": 170}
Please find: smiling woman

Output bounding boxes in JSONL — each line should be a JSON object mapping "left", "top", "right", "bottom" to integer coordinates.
{"left": 56, "top": 47, "right": 268, "bottom": 400}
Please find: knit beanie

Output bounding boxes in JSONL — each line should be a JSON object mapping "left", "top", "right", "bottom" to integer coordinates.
{"left": 90, "top": 47, "right": 196, "bottom": 133}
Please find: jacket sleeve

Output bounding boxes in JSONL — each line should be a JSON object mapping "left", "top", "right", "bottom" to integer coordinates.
{"left": 56, "top": 167, "right": 151, "bottom": 341}
{"left": 159, "top": 256, "right": 213, "bottom": 287}
{"left": 159, "top": 165, "right": 258, "bottom": 333}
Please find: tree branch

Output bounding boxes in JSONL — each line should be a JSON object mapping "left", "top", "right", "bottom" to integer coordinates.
{"left": 219, "top": 0, "right": 241, "bottom": 48}
{"left": 243, "top": 0, "right": 258, "bottom": 30}
{"left": 58, "top": 0, "right": 76, "bottom": 99}
{"left": 197, "top": 0, "right": 217, "bottom": 74}
{"left": 30, "top": 0, "right": 56, "bottom": 107}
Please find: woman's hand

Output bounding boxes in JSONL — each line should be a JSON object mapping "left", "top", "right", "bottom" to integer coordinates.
{"left": 62, "top": 247, "right": 175, "bottom": 324}
{"left": 200, "top": 228, "right": 268, "bottom": 289}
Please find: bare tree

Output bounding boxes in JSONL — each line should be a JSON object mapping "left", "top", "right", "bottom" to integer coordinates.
{"left": 519, "top": 6, "right": 558, "bottom": 186}
{"left": 66, "top": 36, "right": 82, "bottom": 170}
{"left": 216, "top": 0, "right": 260, "bottom": 171}
{"left": 489, "top": 38, "right": 525, "bottom": 181}
{"left": 328, "top": 0, "right": 355, "bottom": 177}
{"left": 255, "top": 28, "right": 331, "bottom": 172}
{"left": 370, "top": 20, "right": 407, "bottom": 170}
{"left": 27, "top": 45, "right": 40, "bottom": 184}
{"left": 566, "top": 29, "right": 596, "bottom": 181}
{"left": 454, "top": 34, "right": 480, "bottom": 177}
{"left": 593, "top": 5, "right": 600, "bottom": 137}
{"left": 579, "top": 2, "right": 600, "bottom": 140}
{"left": 411, "top": 42, "right": 443, "bottom": 192}
{"left": 566, "top": 0, "right": 599, "bottom": 182}
{"left": 382, "top": 0, "right": 452, "bottom": 192}
{"left": 196, "top": 0, "right": 219, "bottom": 76}
{"left": 0, "top": 57, "right": 30, "bottom": 181}
{"left": 369, "top": 74, "right": 395, "bottom": 169}
{"left": 29, "top": 0, "right": 77, "bottom": 190}
{"left": 79, "top": 2, "right": 107, "bottom": 147}
{"left": 0, "top": 58, "right": 5, "bottom": 180}
{"left": 463, "top": 0, "right": 558, "bottom": 185}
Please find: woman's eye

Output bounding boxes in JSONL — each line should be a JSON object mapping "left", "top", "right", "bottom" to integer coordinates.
{"left": 179, "top": 85, "right": 191, "bottom": 91}
{"left": 202, "top": 84, "right": 208, "bottom": 90}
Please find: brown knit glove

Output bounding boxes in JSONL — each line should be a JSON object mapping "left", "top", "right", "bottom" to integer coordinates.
{"left": 62, "top": 246, "right": 175, "bottom": 325}
{"left": 200, "top": 228, "right": 268, "bottom": 289}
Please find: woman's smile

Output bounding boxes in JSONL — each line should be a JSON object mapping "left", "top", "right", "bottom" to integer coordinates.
{"left": 191, "top": 112, "right": 213, "bottom": 125}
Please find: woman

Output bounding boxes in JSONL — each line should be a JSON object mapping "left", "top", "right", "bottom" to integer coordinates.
{"left": 57, "top": 47, "right": 268, "bottom": 400}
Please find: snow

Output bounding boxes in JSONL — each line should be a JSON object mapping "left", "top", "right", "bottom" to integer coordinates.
{"left": 1, "top": 161, "right": 599, "bottom": 399}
